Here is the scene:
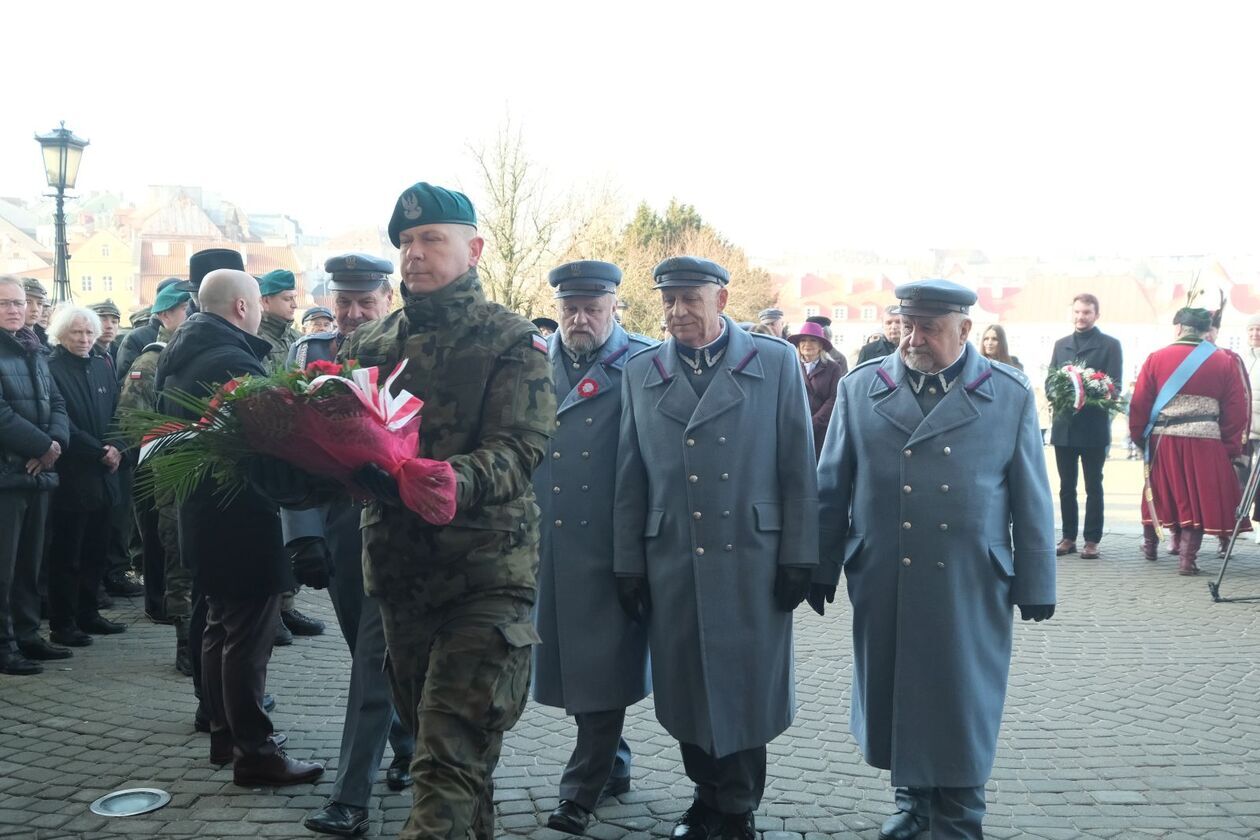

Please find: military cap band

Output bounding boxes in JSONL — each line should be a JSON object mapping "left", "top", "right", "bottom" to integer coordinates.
{"left": 652, "top": 256, "right": 730, "bottom": 289}
{"left": 325, "top": 252, "right": 394, "bottom": 292}
{"left": 759, "top": 308, "right": 784, "bottom": 321}
{"left": 889, "top": 278, "right": 977, "bottom": 317}
{"left": 302, "top": 306, "right": 335, "bottom": 324}
{"left": 548, "top": 260, "right": 623, "bottom": 299}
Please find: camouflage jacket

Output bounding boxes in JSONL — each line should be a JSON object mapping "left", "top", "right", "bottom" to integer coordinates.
{"left": 258, "top": 312, "right": 300, "bottom": 370}
{"left": 338, "top": 270, "right": 556, "bottom": 605}
{"left": 117, "top": 325, "right": 171, "bottom": 416}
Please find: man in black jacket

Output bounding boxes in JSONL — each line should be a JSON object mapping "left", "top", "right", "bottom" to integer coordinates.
{"left": 1047, "top": 293, "right": 1123, "bottom": 559}
{"left": 0, "top": 275, "right": 70, "bottom": 675}
{"left": 154, "top": 268, "right": 322, "bottom": 786}
{"left": 856, "top": 307, "right": 903, "bottom": 364}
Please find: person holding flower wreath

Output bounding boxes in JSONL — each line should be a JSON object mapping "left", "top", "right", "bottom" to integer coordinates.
{"left": 1047, "top": 293, "right": 1123, "bottom": 559}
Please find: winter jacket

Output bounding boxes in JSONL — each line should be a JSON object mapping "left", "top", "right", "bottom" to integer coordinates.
{"left": 47, "top": 346, "right": 121, "bottom": 511}
{"left": 0, "top": 328, "right": 69, "bottom": 491}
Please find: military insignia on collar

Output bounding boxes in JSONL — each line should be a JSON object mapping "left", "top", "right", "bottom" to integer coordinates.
{"left": 577, "top": 378, "right": 599, "bottom": 398}
{"left": 401, "top": 193, "right": 422, "bottom": 220}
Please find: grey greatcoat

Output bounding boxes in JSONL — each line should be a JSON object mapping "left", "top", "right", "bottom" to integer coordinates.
{"left": 815, "top": 346, "right": 1056, "bottom": 788}
{"left": 532, "top": 324, "right": 655, "bottom": 714}
{"left": 614, "top": 319, "right": 819, "bottom": 759}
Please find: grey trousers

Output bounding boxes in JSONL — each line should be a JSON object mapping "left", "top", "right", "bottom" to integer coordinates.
{"left": 558, "top": 709, "right": 632, "bottom": 811}
{"left": 324, "top": 502, "right": 413, "bottom": 807}
{"left": 679, "top": 742, "right": 766, "bottom": 815}
{"left": 0, "top": 489, "right": 49, "bottom": 651}
{"left": 896, "top": 785, "right": 987, "bottom": 840}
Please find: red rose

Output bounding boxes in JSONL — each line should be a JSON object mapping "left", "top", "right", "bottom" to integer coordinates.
{"left": 1091, "top": 372, "right": 1106, "bottom": 380}
{"left": 306, "top": 359, "right": 343, "bottom": 377}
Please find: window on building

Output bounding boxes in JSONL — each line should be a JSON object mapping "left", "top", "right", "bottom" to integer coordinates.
{"left": 81, "top": 276, "right": 93, "bottom": 292}
{"left": 832, "top": 305, "right": 848, "bottom": 321}
{"left": 101, "top": 244, "right": 110, "bottom": 257}
{"left": 103, "top": 276, "right": 113, "bottom": 292}
{"left": 861, "top": 305, "right": 877, "bottom": 321}
{"left": 804, "top": 306, "right": 819, "bottom": 318}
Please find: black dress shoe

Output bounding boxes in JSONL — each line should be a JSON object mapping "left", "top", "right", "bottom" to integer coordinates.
{"left": 80, "top": 614, "right": 126, "bottom": 634}
{"left": 18, "top": 637, "right": 72, "bottom": 660}
{"left": 598, "top": 774, "right": 631, "bottom": 801}
{"left": 879, "top": 809, "right": 929, "bottom": 840}
{"left": 233, "top": 749, "right": 324, "bottom": 787}
{"left": 281, "top": 608, "right": 325, "bottom": 636}
{"left": 547, "top": 800, "right": 591, "bottom": 835}
{"left": 0, "top": 652, "right": 42, "bottom": 676}
{"left": 717, "top": 811, "right": 755, "bottom": 840}
{"left": 385, "top": 755, "right": 412, "bottom": 791}
{"left": 672, "top": 800, "right": 721, "bottom": 840}
{"left": 104, "top": 571, "right": 145, "bottom": 597}
{"left": 274, "top": 615, "right": 294, "bottom": 646}
{"left": 304, "top": 801, "right": 370, "bottom": 837}
{"left": 50, "top": 627, "right": 93, "bottom": 647}
{"left": 263, "top": 693, "right": 276, "bottom": 712}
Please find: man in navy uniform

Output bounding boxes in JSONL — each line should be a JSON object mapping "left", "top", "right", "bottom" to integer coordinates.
{"left": 614, "top": 256, "right": 818, "bottom": 840}
{"left": 813, "top": 279, "right": 1056, "bottom": 840}
{"left": 281, "top": 253, "right": 415, "bottom": 837}
{"left": 532, "top": 260, "right": 655, "bottom": 835}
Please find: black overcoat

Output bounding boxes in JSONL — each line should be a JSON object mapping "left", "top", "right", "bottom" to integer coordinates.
{"left": 1046, "top": 327, "right": 1123, "bottom": 447}
{"left": 47, "top": 347, "right": 120, "bottom": 511}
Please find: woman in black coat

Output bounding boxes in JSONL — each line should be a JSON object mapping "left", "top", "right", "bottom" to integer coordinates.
{"left": 790, "top": 322, "right": 844, "bottom": 459}
{"left": 46, "top": 306, "right": 124, "bottom": 645}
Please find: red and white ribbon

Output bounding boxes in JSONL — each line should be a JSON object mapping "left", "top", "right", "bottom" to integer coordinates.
{"left": 308, "top": 360, "right": 424, "bottom": 431}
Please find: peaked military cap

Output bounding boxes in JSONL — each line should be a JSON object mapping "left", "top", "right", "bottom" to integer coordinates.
{"left": 90, "top": 299, "right": 121, "bottom": 319}
{"left": 184, "top": 248, "right": 245, "bottom": 291}
{"left": 652, "top": 256, "right": 730, "bottom": 289}
{"left": 325, "top": 253, "right": 394, "bottom": 292}
{"left": 387, "top": 182, "right": 477, "bottom": 248}
{"left": 759, "top": 308, "right": 784, "bottom": 322}
{"left": 890, "top": 279, "right": 977, "bottom": 317}
{"left": 548, "top": 260, "right": 622, "bottom": 298}
{"left": 130, "top": 306, "right": 152, "bottom": 327}
{"left": 301, "top": 306, "right": 335, "bottom": 325}
{"left": 531, "top": 317, "right": 559, "bottom": 332}
{"left": 21, "top": 278, "right": 48, "bottom": 300}
{"left": 152, "top": 284, "right": 191, "bottom": 315}
{"left": 258, "top": 269, "right": 296, "bottom": 296}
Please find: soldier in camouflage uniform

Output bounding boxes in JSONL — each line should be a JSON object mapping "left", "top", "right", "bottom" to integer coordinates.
{"left": 256, "top": 269, "right": 302, "bottom": 370}
{"left": 339, "top": 182, "right": 555, "bottom": 840}
{"left": 116, "top": 283, "right": 193, "bottom": 674}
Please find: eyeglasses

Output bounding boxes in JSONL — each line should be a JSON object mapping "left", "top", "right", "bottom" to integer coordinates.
{"left": 0, "top": 299, "right": 28, "bottom": 309}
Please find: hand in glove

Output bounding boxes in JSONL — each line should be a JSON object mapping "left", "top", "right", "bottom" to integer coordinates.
{"left": 245, "top": 456, "right": 316, "bottom": 506}
{"left": 287, "top": 536, "right": 331, "bottom": 590}
{"left": 774, "top": 566, "right": 813, "bottom": 612}
{"left": 807, "top": 583, "right": 836, "bottom": 617}
{"left": 615, "top": 576, "right": 651, "bottom": 623}
{"left": 354, "top": 463, "right": 401, "bottom": 506}
{"left": 1018, "top": 604, "right": 1055, "bottom": 622}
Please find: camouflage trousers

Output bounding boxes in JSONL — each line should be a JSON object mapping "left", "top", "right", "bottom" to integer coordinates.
{"left": 158, "top": 502, "right": 191, "bottom": 622}
{"left": 381, "top": 594, "right": 539, "bottom": 840}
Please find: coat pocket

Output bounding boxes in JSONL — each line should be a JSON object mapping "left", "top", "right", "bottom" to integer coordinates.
{"left": 988, "top": 542, "right": 1015, "bottom": 577}
{"left": 753, "top": 501, "right": 783, "bottom": 531}
{"left": 644, "top": 509, "right": 665, "bottom": 538}
{"left": 842, "top": 534, "right": 865, "bottom": 568}
{"left": 485, "top": 621, "right": 541, "bottom": 731}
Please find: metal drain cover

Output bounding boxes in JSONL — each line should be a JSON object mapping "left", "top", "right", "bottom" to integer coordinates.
{"left": 88, "top": 788, "right": 171, "bottom": 817}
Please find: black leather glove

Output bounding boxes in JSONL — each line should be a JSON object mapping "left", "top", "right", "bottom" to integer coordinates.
{"left": 615, "top": 576, "right": 651, "bottom": 623}
{"left": 245, "top": 456, "right": 316, "bottom": 506}
{"left": 354, "top": 463, "right": 401, "bottom": 506}
{"left": 287, "top": 536, "right": 331, "bottom": 590}
{"left": 1018, "top": 604, "right": 1055, "bottom": 622}
{"left": 807, "top": 583, "right": 836, "bottom": 617}
{"left": 774, "top": 566, "right": 813, "bottom": 612}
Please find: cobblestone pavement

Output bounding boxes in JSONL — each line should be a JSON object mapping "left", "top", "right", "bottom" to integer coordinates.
{"left": 4, "top": 510, "right": 1260, "bottom": 837}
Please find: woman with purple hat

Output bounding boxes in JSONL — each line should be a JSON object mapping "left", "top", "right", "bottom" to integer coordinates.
{"left": 789, "top": 320, "right": 844, "bottom": 458}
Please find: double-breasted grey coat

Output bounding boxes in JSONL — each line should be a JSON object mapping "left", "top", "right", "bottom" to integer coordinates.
{"left": 532, "top": 323, "right": 655, "bottom": 714}
{"left": 815, "top": 346, "right": 1056, "bottom": 788}
{"left": 614, "top": 319, "right": 819, "bottom": 758}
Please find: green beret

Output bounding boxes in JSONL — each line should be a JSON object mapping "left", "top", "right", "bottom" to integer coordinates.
{"left": 90, "top": 299, "right": 121, "bottom": 319}
{"left": 388, "top": 182, "right": 476, "bottom": 247}
{"left": 152, "top": 285, "right": 191, "bottom": 315}
{"left": 258, "top": 269, "right": 296, "bottom": 296}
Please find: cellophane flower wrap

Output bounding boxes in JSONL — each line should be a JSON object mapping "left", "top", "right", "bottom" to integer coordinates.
{"left": 1045, "top": 360, "right": 1127, "bottom": 418}
{"left": 123, "top": 359, "right": 457, "bottom": 525}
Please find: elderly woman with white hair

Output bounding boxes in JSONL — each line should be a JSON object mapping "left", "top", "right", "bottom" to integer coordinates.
{"left": 45, "top": 304, "right": 126, "bottom": 645}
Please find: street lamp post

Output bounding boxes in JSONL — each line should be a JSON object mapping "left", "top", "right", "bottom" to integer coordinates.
{"left": 34, "top": 122, "right": 89, "bottom": 306}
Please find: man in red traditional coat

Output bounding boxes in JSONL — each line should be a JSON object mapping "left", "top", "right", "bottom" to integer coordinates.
{"left": 1129, "top": 307, "right": 1251, "bottom": 575}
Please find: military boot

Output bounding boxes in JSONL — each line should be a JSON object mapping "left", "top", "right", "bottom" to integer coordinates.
{"left": 1141, "top": 524, "right": 1159, "bottom": 561}
{"left": 174, "top": 618, "right": 193, "bottom": 677}
{"left": 1179, "top": 529, "right": 1203, "bottom": 576}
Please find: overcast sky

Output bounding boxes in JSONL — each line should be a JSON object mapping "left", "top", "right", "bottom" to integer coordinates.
{"left": 5, "top": 1, "right": 1258, "bottom": 262}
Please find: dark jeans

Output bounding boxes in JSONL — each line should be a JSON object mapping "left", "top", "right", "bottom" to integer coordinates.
{"left": 47, "top": 505, "right": 111, "bottom": 629}
{"left": 1054, "top": 445, "right": 1106, "bottom": 543}
{"left": 0, "top": 489, "right": 50, "bottom": 651}
{"left": 202, "top": 593, "right": 282, "bottom": 758}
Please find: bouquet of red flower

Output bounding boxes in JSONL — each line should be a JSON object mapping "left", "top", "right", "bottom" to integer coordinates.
{"left": 1045, "top": 361, "right": 1127, "bottom": 418}
{"left": 122, "top": 358, "right": 457, "bottom": 525}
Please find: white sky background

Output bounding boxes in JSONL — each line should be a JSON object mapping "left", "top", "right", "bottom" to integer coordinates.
{"left": 3, "top": 0, "right": 1258, "bottom": 262}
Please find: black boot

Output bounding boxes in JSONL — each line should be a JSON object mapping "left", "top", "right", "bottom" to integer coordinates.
{"left": 174, "top": 619, "right": 193, "bottom": 677}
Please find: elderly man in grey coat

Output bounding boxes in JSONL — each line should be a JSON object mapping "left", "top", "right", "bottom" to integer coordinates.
{"left": 532, "top": 260, "right": 656, "bottom": 836}
{"left": 812, "top": 279, "right": 1056, "bottom": 840}
{"left": 614, "top": 256, "right": 818, "bottom": 840}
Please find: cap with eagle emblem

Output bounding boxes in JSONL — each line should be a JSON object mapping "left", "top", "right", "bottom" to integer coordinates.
{"left": 387, "top": 182, "right": 477, "bottom": 247}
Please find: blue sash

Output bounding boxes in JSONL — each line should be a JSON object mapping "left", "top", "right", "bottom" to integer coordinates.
{"left": 1142, "top": 340, "right": 1217, "bottom": 456}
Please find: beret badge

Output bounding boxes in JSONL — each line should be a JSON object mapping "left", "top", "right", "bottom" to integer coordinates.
{"left": 401, "top": 192, "right": 423, "bottom": 220}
